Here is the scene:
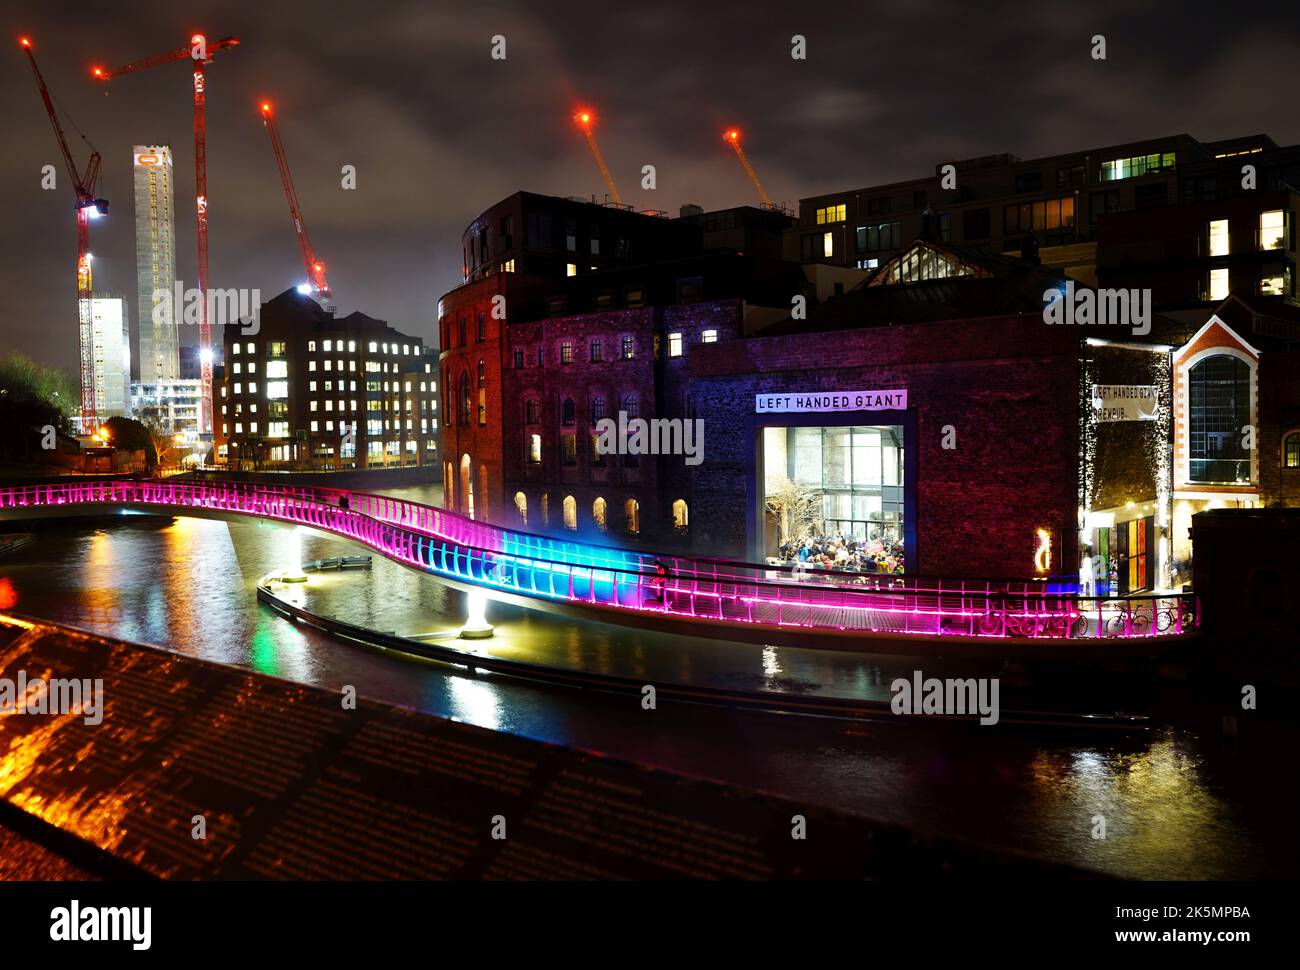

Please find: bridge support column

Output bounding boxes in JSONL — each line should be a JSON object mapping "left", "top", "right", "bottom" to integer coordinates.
{"left": 459, "top": 589, "right": 494, "bottom": 639}
{"left": 281, "top": 526, "right": 308, "bottom": 583}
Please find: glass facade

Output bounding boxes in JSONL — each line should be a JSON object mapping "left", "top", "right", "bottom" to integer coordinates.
{"left": 1188, "top": 355, "right": 1251, "bottom": 484}
{"left": 763, "top": 425, "right": 906, "bottom": 571}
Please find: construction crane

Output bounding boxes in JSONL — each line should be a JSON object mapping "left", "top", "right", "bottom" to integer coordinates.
{"left": 723, "top": 128, "right": 772, "bottom": 208}
{"left": 573, "top": 107, "right": 622, "bottom": 206}
{"left": 259, "top": 101, "right": 331, "bottom": 301}
{"left": 92, "top": 33, "right": 241, "bottom": 437}
{"left": 19, "top": 36, "right": 108, "bottom": 432}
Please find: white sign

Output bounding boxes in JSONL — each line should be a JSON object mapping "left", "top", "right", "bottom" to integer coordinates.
{"left": 1092, "top": 384, "right": 1158, "bottom": 422}
{"left": 756, "top": 389, "right": 907, "bottom": 413}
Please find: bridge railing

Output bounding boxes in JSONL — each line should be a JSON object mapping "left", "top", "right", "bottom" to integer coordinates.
{"left": 0, "top": 478, "right": 1198, "bottom": 642}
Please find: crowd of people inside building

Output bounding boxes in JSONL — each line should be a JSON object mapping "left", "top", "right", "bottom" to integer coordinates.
{"left": 774, "top": 531, "right": 905, "bottom": 575}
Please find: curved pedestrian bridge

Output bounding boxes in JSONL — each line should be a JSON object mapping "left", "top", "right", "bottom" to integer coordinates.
{"left": 0, "top": 477, "right": 1197, "bottom": 655}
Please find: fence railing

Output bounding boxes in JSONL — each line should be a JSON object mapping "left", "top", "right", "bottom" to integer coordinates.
{"left": 0, "top": 478, "right": 1198, "bottom": 642}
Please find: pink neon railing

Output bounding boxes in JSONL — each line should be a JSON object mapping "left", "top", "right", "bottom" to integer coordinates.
{"left": 0, "top": 479, "right": 1198, "bottom": 641}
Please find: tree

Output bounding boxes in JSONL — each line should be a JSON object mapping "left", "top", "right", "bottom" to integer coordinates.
{"left": 0, "top": 353, "right": 76, "bottom": 460}
{"left": 764, "top": 476, "right": 820, "bottom": 546}
{"left": 102, "top": 416, "right": 157, "bottom": 465}
{"left": 0, "top": 353, "right": 77, "bottom": 423}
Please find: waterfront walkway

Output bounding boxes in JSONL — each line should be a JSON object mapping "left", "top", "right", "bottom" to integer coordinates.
{"left": 0, "top": 477, "right": 1196, "bottom": 654}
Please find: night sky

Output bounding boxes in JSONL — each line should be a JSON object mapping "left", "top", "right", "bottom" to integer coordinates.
{"left": 5, "top": 0, "right": 1299, "bottom": 370}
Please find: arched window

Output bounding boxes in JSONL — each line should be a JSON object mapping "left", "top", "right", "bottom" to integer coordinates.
{"left": 478, "top": 464, "right": 489, "bottom": 519}
{"left": 593, "top": 496, "right": 607, "bottom": 531}
{"left": 562, "top": 495, "right": 577, "bottom": 531}
{"left": 457, "top": 316, "right": 467, "bottom": 346}
{"left": 524, "top": 397, "right": 540, "bottom": 425}
{"left": 561, "top": 397, "right": 576, "bottom": 426}
{"left": 540, "top": 493, "right": 549, "bottom": 526}
{"left": 458, "top": 371, "right": 471, "bottom": 427}
{"left": 514, "top": 491, "right": 527, "bottom": 525}
{"left": 624, "top": 498, "right": 640, "bottom": 535}
{"left": 459, "top": 454, "right": 474, "bottom": 518}
{"left": 672, "top": 499, "right": 689, "bottom": 532}
{"left": 476, "top": 359, "right": 487, "bottom": 425}
{"left": 590, "top": 395, "right": 607, "bottom": 424}
{"left": 1189, "top": 355, "right": 1250, "bottom": 484}
{"left": 621, "top": 394, "right": 638, "bottom": 419}
{"left": 1284, "top": 431, "right": 1300, "bottom": 469}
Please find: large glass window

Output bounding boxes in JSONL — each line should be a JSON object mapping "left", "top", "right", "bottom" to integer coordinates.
{"left": 1100, "top": 152, "right": 1176, "bottom": 181}
{"left": 765, "top": 425, "right": 905, "bottom": 571}
{"left": 1003, "top": 196, "right": 1075, "bottom": 233}
{"left": 1188, "top": 355, "right": 1251, "bottom": 484}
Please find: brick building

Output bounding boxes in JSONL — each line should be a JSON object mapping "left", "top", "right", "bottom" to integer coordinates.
{"left": 438, "top": 191, "right": 800, "bottom": 530}
{"left": 687, "top": 241, "right": 1299, "bottom": 588}
{"left": 216, "top": 289, "right": 439, "bottom": 471}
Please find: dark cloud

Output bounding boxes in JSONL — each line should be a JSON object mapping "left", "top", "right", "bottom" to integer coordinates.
{"left": 4, "top": 0, "right": 1299, "bottom": 370}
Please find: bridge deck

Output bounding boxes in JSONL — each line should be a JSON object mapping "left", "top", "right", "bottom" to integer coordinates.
{"left": 0, "top": 478, "right": 1197, "bottom": 653}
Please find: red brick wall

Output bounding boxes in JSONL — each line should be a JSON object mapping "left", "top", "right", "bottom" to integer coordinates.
{"left": 687, "top": 314, "right": 1081, "bottom": 576}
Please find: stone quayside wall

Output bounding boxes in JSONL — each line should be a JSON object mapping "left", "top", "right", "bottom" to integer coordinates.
{"left": 0, "top": 617, "right": 1091, "bottom": 879}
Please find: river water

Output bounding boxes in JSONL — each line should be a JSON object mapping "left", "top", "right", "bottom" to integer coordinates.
{"left": 0, "top": 484, "right": 1294, "bottom": 879}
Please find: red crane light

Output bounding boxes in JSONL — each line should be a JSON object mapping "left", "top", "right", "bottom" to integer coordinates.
{"left": 260, "top": 100, "right": 332, "bottom": 299}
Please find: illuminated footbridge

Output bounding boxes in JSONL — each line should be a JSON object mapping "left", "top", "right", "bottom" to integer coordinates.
{"left": 0, "top": 478, "right": 1197, "bottom": 656}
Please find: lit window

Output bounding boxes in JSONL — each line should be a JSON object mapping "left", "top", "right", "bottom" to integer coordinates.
{"left": 1259, "top": 210, "right": 1285, "bottom": 250}
{"left": 528, "top": 434, "right": 541, "bottom": 464}
{"left": 266, "top": 360, "right": 288, "bottom": 378}
{"left": 668, "top": 332, "right": 682, "bottom": 357}
{"left": 1284, "top": 432, "right": 1300, "bottom": 469}
{"left": 266, "top": 381, "right": 288, "bottom": 399}
{"left": 324, "top": 339, "right": 333, "bottom": 351}
{"left": 566, "top": 263, "right": 577, "bottom": 277}
{"left": 1209, "top": 268, "right": 1229, "bottom": 301}
{"left": 816, "top": 204, "right": 847, "bottom": 224}
{"left": 1260, "top": 272, "right": 1288, "bottom": 297}
{"left": 1208, "top": 219, "right": 1230, "bottom": 257}
{"left": 593, "top": 497, "right": 607, "bottom": 531}
{"left": 369, "top": 341, "right": 378, "bottom": 352}
{"left": 562, "top": 495, "right": 577, "bottom": 530}
{"left": 701, "top": 329, "right": 718, "bottom": 343}
{"left": 822, "top": 232, "right": 833, "bottom": 258}
{"left": 621, "top": 336, "right": 634, "bottom": 360}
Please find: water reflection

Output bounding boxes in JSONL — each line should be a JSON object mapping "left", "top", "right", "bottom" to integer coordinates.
{"left": 0, "top": 510, "right": 1295, "bottom": 879}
